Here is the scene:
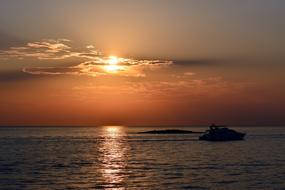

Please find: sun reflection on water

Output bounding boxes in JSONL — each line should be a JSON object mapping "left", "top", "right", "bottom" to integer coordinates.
{"left": 98, "top": 126, "right": 128, "bottom": 189}
{"left": 106, "top": 126, "right": 121, "bottom": 135}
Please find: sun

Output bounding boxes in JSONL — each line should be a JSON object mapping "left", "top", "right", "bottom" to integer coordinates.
{"left": 105, "top": 65, "right": 120, "bottom": 72}
{"left": 104, "top": 56, "right": 121, "bottom": 73}
{"left": 108, "top": 56, "right": 119, "bottom": 65}
{"left": 106, "top": 126, "right": 120, "bottom": 134}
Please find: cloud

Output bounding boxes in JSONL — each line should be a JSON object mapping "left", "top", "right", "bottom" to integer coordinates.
{"left": 173, "top": 60, "right": 219, "bottom": 66}
{"left": 23, "top": 58, "right": 172, "bottom": 77}
{"left": 0, "top": 71, "right": 40, "bottom": 82}
{"left": 22, "top": 67, "right": 83, "bottom": 76}
{"left": 184, "top": 72, "right": 195, "bottom": 76}
{"left": 70, "top": 76, "right": 250, "bottom": 102}
{"left": 0, "top": 39, "right": 172, "bottom": 77}
{"left": 0, "top": 31, "right": 27, "bottom": 50}
{"left": 0, "top": 39, "right": 101, "bottom": 60}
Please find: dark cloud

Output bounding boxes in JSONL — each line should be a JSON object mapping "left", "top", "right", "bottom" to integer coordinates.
{"left": 0, "top": 31, "right": 27, "bottom": 50}
{"left": 0, "top": 71, "right": 40, "bottom": 82}
{"left": 173, "top": 60, "right": 220, "bottom": 66}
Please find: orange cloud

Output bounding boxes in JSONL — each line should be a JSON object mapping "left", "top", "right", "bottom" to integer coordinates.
{"left": 0, "top": 39, "right": 101, "bottom": 60}
{"left": 1, "top": 39, "right": 172, "bottom": 77}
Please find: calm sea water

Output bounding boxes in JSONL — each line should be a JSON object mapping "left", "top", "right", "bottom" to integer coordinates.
{"left": 0, "top": 126, "right": 284, "bottom": 190}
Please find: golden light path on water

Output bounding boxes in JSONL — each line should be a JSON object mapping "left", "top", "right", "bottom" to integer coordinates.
{"left": 98, "top": 126, "right": 129, "bottom": 188}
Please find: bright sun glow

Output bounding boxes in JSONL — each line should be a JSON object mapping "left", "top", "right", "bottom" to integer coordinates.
{"left": 106, "top": 126, "right": 119, "bottom": 133}
{"left": 105, "top": 65, "right": 120, "bottom": 72}
{"left": 104, "top": 56, "right": 121, "bottom": 73}
{"left": 108, "top": 56, "right": 119, "bottom": 65}
{"left": 105, "top": 126, "right": 122, "bottom": 137}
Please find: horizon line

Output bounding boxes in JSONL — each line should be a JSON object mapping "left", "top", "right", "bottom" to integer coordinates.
{"left": 0, "top": 124, "right": 284, "bottom": 128}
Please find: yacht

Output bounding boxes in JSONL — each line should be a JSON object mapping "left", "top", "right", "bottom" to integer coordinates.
{"left": 199, "top": 124, "right": 246, "bottom": 141}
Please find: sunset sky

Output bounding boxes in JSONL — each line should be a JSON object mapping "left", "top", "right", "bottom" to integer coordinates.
{"left": 0, "top": 0, "right": 284, "bottom": 126}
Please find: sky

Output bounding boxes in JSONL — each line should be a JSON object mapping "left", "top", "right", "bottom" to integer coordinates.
{"left": 0, "top": 0, "right": 284, "bottom": 126}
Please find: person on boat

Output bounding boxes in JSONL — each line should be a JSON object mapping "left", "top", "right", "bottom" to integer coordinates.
{"left": 209, "top": 123, "right": 218, "bottom": 131}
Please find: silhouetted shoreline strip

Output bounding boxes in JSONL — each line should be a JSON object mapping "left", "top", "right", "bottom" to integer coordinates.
{"left": 138, "top": 129, "right": 203, "bottom": 134}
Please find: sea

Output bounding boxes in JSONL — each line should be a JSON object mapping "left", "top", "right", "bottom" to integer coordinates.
{"left": 0, "top": 126, "right": 284, "bottom": 190}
